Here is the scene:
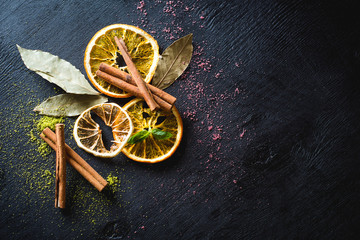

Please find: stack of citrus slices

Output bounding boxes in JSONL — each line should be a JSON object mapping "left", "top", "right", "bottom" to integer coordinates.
{"left": 74, "top": 24, "right": 183, "bottom": 163}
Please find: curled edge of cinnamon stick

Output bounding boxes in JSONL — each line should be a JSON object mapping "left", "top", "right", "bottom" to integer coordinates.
{"left": 114, "top": 36, "right": 160, "bottom": 111}
{"left": 55, "top": 123, "right": 66, "bottom": 209}
{"left": 40, "top": 128, "right": 108, "bottom": 192}
{"left": 99, "top": 62, "right": 177, "bottom": 105}
{"left": 96, "top": 70, "right": 173, "bottom": 112}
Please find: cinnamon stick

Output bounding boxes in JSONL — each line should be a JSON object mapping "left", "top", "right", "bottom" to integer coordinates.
{"left": 96, "top": 70, "right": 173, "bottom": 112}
{"left": 114, "top": 36, "right": 159, "bottom": 111}
{"left": 55, "top": 124, "right": 66, "bottom": 208}
{"left": 40, "top": 128, "right": 108, "bottom": 192}
{"left": 99, "top": 62, "right": 176, "bottom": 105}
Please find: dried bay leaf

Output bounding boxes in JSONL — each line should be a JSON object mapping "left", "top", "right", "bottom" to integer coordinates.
{"left": 152, "top": 34, "right": 193, "bottom": 89}
{"left": 34, "top": 94, "right": 108, "bottom": 117}
{"left": 17, "top": 45, "right": 99, "bottom": 95}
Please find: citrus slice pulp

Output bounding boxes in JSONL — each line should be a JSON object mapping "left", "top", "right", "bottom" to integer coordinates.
{"left": 122, "top": 98, "right": 183, "bottom": 163}
{"left": 73, "top": 103, "right": 133, "bottom": 158}
{"left": 84, "top": 24, "right": 160, "bottom": 98}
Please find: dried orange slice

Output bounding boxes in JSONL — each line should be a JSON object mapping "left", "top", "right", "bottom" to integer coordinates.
{"left": 122, "top": 98, "right": 183, "bottom": 163}
{"left": 73, "top": 103, "right": 133, "bottom": 158}
{"left": 84, "top": 24, "right": 160, "bottom": 98}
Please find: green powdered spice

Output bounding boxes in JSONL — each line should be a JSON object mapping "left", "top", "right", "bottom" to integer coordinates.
{"left": 107, "top": 173, "right": 120, "bottom": 193}
{"left": 29, "top": 115, "right": 64, "bottom": 157}
{"left": 38, "top": 141, "right": 51, "bottom": 157}
{"left": 36, "top": 115, "right": 64, "bottom": 132}
{"left": 41, "top": 170, "right": 54, "bottom": 186}
{"left": 0, "top": 76, "right": 132, "bottom": 237}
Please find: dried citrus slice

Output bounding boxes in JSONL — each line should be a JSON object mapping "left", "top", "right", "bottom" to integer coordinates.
{"left": 122, "top": 98, "right": 183, "bottom": 163}
{"left": 73, "top": 103, "right": 133, "bottom": 158}
{"left": 84, "top": 24, "right": 160, "bottom": 98}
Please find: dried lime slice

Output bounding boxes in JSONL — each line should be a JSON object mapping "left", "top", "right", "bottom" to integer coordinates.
{"left": 73, "top": 103, "right": 133, "bottom": 158}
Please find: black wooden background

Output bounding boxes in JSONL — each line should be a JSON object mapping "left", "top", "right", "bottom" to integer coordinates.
{"left": 1, "top": 0, "right": 360, "bottom": 239}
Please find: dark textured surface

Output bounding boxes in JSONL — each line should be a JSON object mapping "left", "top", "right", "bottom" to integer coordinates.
{"left": 1, "top": 0, "right": 360, "bottom": 239}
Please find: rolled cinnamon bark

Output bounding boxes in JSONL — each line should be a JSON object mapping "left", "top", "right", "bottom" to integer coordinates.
{"left": 99, "top": 62, "right": 176, "bottom": 105}
{"left": 55, "top": 124, "right": 66, "bottom": 208}
{"left": 114, "top": 36, "right": 159, "bottom": 111}
{"left": 40, "top": 128, "right": 108, "bottom": 192}
{"left": 96, "top": 70, "right": 173, "bottom": 112}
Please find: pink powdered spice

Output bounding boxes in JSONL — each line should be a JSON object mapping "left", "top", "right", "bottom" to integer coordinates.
{"left": 135, "top": 0, "right": 149, "bottom": 28}
{"left": 129, "top": 1, "right": 253, "bottom": 207}
{"left": 132, "top": 0, "right": 251, "bottom": 178}
{"left": 183, "top": 109, "right": 197, "bottom": 121}
{"left": 162, "top": 0, "right": 182, "bottom": 17}
{"left": 240, "top": 129, "right": 246, "bottom": 138}
{"left": 212, "top": 133, "right": 221, "bottom": 141}
{"left": 163, "top": 27, "right": 171, "bottom": 33}
{"left": 137, "top": 0, "right": 145, "bottom": 10}
{"left": 137, "top": 0, "right": 147, "bottom": 15}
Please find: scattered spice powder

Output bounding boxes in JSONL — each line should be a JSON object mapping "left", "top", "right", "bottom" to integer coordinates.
{"left": 1, "top": 5, "right": 254, "bottom": 235}
{"left": 212, "top": 133, "right": 221, "bottom": 141}
{"left": 106, "top": 0, "right": 255, "bottom": 215}
{"left": 29, "top": 115, "right": 64, "bottom": 157}
{"left": 0, "top": 80, "right": 134, "bottom": 234}
{"left": 107, "top": 173, "right": 121, "bottom": 193}
{"left": 240, "top": 129, "right": 247, "bottom": 138}
{"left": 36, "top": 115, "right": 64, "bottom": 132}
{"left": 137, "top": 0, "right": 147, "bottom": 16}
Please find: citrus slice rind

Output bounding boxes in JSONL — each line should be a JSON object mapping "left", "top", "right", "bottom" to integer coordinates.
{"left": 122, "top": 98, "right": 183, "bottom": 163}
{"left": 74, "top": 102, "right": 133, "bottom": 158}
{"left": 84, "top": 24, "right": 160, "bottom": 98}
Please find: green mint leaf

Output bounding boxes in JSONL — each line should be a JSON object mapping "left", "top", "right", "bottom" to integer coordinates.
{"left": 127, "top": 130, "right": 150, "bottom": 144}
{"left": 151, "top": 128, "right": 173, "bottom": 140}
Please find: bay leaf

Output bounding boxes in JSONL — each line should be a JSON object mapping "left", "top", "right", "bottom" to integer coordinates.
{"left": 34, "top": 94, "right": 108, "bottom": 117}
{"left": 17, "top": 45, "right": 99, "bottom": 95}
{"left": 152, "top": 33, "right": 193, "bottom": 89}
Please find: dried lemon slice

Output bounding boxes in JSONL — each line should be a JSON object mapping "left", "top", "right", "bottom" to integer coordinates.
{"left": 73, "top": 103, "right": 133, "bottom": 158}
{"left": 84, "top": 24, "right": 160, "bottom": 98}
